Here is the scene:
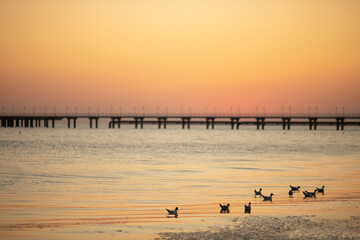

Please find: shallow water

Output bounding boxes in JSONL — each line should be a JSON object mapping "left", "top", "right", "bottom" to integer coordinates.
{"left": 0, "top": 123, "right": 360, "bottom": 239}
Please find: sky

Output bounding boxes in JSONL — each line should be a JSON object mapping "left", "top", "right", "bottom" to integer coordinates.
{"left": 0, "top": 0, "right": 360, "bottom": 114}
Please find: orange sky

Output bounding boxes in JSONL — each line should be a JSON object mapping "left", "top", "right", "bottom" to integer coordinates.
{"left": 1, "top": 0, "right": 360, "bottom": 114}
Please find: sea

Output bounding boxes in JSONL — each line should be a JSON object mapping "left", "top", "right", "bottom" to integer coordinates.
{"left": 1, "top": 121, "right": 360, "bottom": 239}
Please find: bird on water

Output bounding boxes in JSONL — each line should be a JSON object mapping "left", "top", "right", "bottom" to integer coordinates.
{"left": 290, "top": 185, "right": 301, "bottom": 191}
{"left": 244, "top": 202, "right": 251, "bottom": 214}
{"left": 166, "top": 207, "right": 179, "bottom": 217}
{"left": 316, "top": 185, "right": 325, "bottom": 194}
{"left": 303, "top": 189, "right": 317, "bottom": 198}
{"left": 289, "top": 190, "right": 293, "bottom": 196}
{"left": 254, "top": 188, "right": 262, "bottom": 197}
{"left": 219, "top": 203, "right": 230, "bottom": 213}
{"left": 261, "top": 193, "right": 274, "bottom": 201}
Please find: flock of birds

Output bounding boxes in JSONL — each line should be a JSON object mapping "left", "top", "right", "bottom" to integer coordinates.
{"left": 166, "top": 185, "right": 325, "bottom": 217}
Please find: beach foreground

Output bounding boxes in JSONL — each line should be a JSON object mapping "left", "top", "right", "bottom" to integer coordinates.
{"left": 157, "top": 215, "right": 360, "bottom": 240}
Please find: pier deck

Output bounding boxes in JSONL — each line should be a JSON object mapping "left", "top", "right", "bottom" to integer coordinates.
{"left": 1, "top": 113, "right": 360, "bottom": 130}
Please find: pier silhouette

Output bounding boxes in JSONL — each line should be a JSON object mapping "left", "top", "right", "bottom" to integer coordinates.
{"left": 1, "top": 113, "right": 360, "bottom": 130}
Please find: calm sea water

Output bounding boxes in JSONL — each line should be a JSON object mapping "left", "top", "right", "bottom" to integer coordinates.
{"left": 1, "top": 123, "right": 360, "bottom": 239}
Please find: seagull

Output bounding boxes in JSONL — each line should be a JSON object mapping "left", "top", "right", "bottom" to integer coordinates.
{"left": 303, "top": 189, "right": 317, "bottom": 198}
{"left": 303, "top": 191, "right": 312, "bottom": 198}
{"left": 166, "top": 207, "right": 178, "bottom": 217}
{"left": 290, "top": 185, "right": 300, "bottom": 191}
{"left": 316, "top": 185, "right": 325, "bottom": 194}
{"left": 308, "top": 189, "right": 317, "bottom": 197}
{"left": 254, "top": 188, "right": 262, "bottom": 197}
{"left": 261, "top": 193, "right": 274, "bottom": 201}
{"left": 219, "top": 203, "right": 230, "bottom": 213}
{"left": 244, "top": 202, "right": 251, "bottom": 214}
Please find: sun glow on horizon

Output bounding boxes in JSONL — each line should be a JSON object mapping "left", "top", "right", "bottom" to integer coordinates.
{"left": 1, "top": 0, "right": 360, "bottom": 113}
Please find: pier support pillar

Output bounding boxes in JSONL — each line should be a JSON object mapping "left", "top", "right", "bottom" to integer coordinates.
{"left": 7, "top": 118, "right": 12, "bottom": 128}
{"left": 282, "top": 119, "right": 286, "bottom": 130}
{"left": 206, "top": 118, "right": 215, "bottom": 129}
{"left": 182, "top": 117, "right": 191, "bottom": 129}
{"left": 256, "top": 118, "right": 265, "bottom": 130}
{"left": 157, "top": 117, "right": 167, "bottom": 129}
{"left": 231, "top": 118, "right": 239, "bottom": 130}
{"left": 16, "top": 119, "right": 20, "bottom": 127}
{"left": 52, "top": 119, "right": 55, "bottom": 128}
{"left": 282, "top": 118, "right": 291, "bottom": 130}
{"left": 287, "top": 118, "right": 291, "bottom": 130}
{"left": 96, "top": 118, "right": 99, "bottom": 128}
{"left": 89, "top": 118, "right": 93, "bottom": 128}
{"left": 309, "top": 118, "right": 318, "bottom": 130}
{"left": 67, "top": 118, "right": 76, "bottom": 128}
{"left": 337, "top": 118, "right": 345, "bottom": 131}
{"left": 134, "top": 118, "right": 143, "bottom": 129}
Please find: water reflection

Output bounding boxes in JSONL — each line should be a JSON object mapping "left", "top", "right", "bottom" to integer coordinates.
{"left": 0, "top": 126, "right": 359, "bottom": 239}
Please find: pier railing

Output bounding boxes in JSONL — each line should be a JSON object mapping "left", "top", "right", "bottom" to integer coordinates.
{"left": 1, "top": 112, "right": 360, "bottom": 118}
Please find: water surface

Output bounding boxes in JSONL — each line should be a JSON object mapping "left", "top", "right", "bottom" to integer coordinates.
{"left": 1, "top": 124, "right": 360, "bottom": 239}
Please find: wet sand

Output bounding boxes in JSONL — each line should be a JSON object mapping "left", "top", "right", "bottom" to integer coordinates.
{"left": 157, "top": 215, "right": 360, "bottom": 240}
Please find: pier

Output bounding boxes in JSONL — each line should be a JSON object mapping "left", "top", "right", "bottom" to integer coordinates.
{"left": 1, "top": 113, "right": 360, "bottom": 130}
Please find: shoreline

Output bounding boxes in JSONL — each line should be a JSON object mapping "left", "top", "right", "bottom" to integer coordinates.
{"left": 1, "top": 199, "right": 360, "bottom": 239}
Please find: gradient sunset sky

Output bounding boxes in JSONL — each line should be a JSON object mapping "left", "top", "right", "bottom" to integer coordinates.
{"left": 1, "top": 0, "right": 359, "bottom": 114}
